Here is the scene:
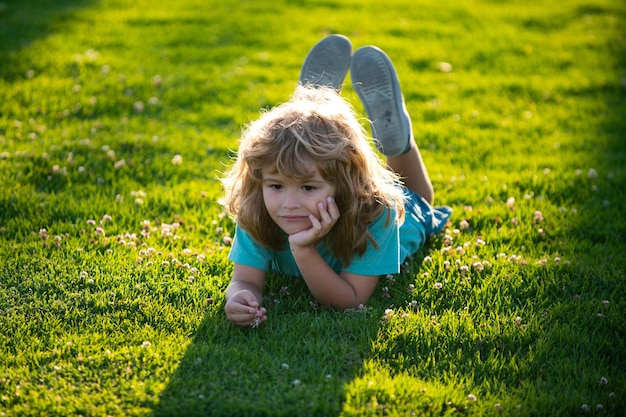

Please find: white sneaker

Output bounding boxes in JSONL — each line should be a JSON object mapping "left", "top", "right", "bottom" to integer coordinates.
{"left": 350, "top": 46, "right": 412, "bottom": 156}
{"left": 299, "top": 34, "right": 352, "bottom": 90}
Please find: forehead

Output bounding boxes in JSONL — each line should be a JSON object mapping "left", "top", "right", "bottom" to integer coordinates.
{"left": 261, "top": 159, "right": 321, "bottom": 180}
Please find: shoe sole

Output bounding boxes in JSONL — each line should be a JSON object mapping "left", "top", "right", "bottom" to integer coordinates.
{"left": 299, "top": 34, "right": 352, "bottom": 90}
{"left": 350, "top": 46, "right": 411, "bottom": 156}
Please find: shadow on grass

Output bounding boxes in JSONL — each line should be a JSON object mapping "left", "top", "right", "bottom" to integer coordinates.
{"left": 0, "top": 0, "right": 99, "bottom": 80}
{"left": 152, "top": 275, "right": 381, "bottom": 417}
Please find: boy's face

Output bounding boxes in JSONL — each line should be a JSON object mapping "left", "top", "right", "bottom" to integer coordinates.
{"left": 261, "top": 162, "right": 336, "bottom": 236}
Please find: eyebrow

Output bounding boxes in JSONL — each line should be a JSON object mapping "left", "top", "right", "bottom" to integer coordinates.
{"left": 262, "top": 175, "right": 324, "bottom": 184}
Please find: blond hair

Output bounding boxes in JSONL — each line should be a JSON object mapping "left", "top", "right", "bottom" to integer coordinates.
{"left": 221, "top": 85, "right": 406, "bottom": 266}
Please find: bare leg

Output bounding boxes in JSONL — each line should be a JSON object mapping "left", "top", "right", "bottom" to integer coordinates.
{"left": 386, "top": 141, "right": 434, "bottom": 204}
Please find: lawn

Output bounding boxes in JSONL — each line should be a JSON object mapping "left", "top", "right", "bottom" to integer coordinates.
{"left": 1, "top": 0, "right": 625, "bottom": 415}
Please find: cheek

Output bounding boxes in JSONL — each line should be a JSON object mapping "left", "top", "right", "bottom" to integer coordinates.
{"left": 262, "top": 191, "right": 279, "bottom": 213}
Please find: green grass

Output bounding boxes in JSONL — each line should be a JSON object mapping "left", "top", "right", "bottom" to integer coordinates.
{"left": 1, "top": 0, "right": 625, "bottom": 415}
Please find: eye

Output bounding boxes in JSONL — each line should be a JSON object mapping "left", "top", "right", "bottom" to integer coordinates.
{"left": 302, "top": 185, "right": 316, "bottom": 191}
{"left": 269, "top": 184, "right": 283, "bottom": 190}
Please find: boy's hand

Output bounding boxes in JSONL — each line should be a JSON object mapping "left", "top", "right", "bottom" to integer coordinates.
{"left": 289, "top": 197, "right": 340, "bottom": 248}
{"left": 225, "top": 290, "right": 267, "bottom": 327}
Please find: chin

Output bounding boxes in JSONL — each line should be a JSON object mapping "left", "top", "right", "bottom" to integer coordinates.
{"left": 279, "top": 224, "right": 311, "bottom": 235}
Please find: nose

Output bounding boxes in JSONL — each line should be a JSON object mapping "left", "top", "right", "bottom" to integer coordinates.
{"left": 282, "top": 190, "right": 301, "bottom": 209}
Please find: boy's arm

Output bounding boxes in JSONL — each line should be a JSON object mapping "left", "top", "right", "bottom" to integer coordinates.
{"left": 225, "top": 263, "right": 267, "bottom": 326}
{"left": 290, "top": 245, "right": 379, "bottom": 308}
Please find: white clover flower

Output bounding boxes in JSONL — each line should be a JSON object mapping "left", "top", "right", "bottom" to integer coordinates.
{"left": 438, "top": 61, "right": 453, "bottom": 72}
{"left": 506, "top": 197, "right": 515, "bottom": 209}
{"left": 467, "top": 394, "right": 477, "bottom": 402}
{"left": 172, "top": 154, "right": 183, "bottom": 165}
{"left": 587, "top": 168, "right": 598, "bottom": 179}
{"left": 133, "top": 101, "right": 145, "bottom": 113}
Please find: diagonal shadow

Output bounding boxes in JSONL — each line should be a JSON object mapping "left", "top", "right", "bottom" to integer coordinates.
{"left": 152, "top": 273, "right": 382, "bottom": 417}
{"left": 0, "top": 0, "right": 98, "bottom": 81}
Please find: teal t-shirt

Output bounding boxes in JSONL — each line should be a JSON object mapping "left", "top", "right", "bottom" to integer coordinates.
{"left": 228, "top": 188, "right": 451, "bottom": 278}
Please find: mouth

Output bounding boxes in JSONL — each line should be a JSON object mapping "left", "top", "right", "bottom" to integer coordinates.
{"left": 280, "top": 215, "right": 310, "bottom": 222}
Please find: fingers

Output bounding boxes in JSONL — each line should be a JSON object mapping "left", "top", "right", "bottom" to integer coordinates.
{"left": 316, "top": 197, "right": 340, "bottom": 228}
{"left": 326, "top": 196, "right": 340, "bottom": 221}
{"left": 289, "top": 197, "right": 340, "bottom": 248}
{"left": 225, "top": 291, "right": 267, "bottom": 327}
{"left": 227, "top": 305, "right": 267, "bottom": 327}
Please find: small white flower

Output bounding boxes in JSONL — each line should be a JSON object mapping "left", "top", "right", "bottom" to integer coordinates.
{"left": 467, "top": 394, "right": 477, "bottom": 402}
{"left": 587, "top": 168, "right": 598, "bottom": 179}
{"left": 133, "top": 101, "right": 145, "bottom": 113}
{"left": 506, "top": 197, "right": 515, "bottom": 209}
{"left": 172, "top": 154, "right": 183, "bottom": 165}
{"left": 438, "top": 62, "right": 453, "bottom": 72}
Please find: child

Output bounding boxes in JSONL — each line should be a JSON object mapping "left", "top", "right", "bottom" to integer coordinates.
{"left": 221, "top": 35, "right": 451, "bottom": 327}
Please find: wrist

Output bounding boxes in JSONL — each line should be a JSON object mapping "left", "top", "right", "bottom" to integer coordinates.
{"left": 289, "top": 242, "right": 318, "bottom": 256}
